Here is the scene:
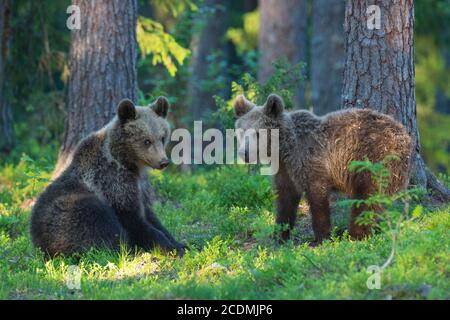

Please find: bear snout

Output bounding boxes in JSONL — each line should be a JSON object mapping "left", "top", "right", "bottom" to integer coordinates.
{"left": 158, "top": 158, "right": 170, "bottom": 169}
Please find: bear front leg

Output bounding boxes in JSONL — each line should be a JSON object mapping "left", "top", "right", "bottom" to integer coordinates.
{"left": 139, "top": 177, "right": 187, "bottom": 252}
{"left": 145, "top": 207, "right": 187, "bottom": 251}
{"left": 306, "top": 181, "right": 331, "bottom": 244}
{"left": 120, "top": 209, "right": 178, "bottom": 253}
{"left": 112, "top": 196, "right": 180, "bottom": 254}
{"left": 274, "top": 166, "right": 301, "bottom": 242}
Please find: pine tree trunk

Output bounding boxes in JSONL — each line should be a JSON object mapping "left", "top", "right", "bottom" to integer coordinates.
{"left": 55, "top": 0, "right": 138, "bottom": 174}
{"left": 0, "top": 0, "right": 14, "bottom": 154}
{"left": 342, "top": 0, "right": 449, "bottom": 201}
{"left": 311, "top": 0, "right": 345, "bottom": 115}
{"left": 258, "top": 0, "right": 307, "bottom": 108}
{"left": 188, "top": 0, "right": 229, "bottom": 121}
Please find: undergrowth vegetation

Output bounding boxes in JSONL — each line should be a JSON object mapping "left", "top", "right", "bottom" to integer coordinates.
{"left": 0, "top": 151, "right": 449, "bottom": 299}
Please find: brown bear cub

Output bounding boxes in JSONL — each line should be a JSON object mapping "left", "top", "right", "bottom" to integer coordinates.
{"left": 31, "top": 97, "right": 185, "bottom": 256}
{"left": 234, "top": 94, "right": 412, "bottom": 243}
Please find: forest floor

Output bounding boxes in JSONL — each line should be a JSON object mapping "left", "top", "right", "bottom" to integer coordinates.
{"left": 0, "top": 157, "right": 449, "bottom": 299}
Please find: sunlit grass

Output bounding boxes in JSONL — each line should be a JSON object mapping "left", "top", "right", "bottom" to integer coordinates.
{"left": 0, "top": 161, "right": 449, "bottom": 299}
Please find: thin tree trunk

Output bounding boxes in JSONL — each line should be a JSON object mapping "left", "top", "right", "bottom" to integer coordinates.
{"left": 311, "top": 0, "right": 345, "bottom": 115}
{"left": 435, "top": 47, "right": 450, "bottom": 115}
{"left": 188, "top": 0, "right": 229, "bottom": 121}
{"left": 342, "top": 0, "right": 449, "bottom": 201}
{"left": 55, "top": 0, "right": 138, "bottom": 175}
{"left": 0, "top": 0, "right": 14, "bottom": 154}
{"left": 434, "top": 16, "right": 450, "bottom": 115}
{"left": 258, "top": 0, "right": 307, "bottom": 108}
{"left": 244, "top": 0, "right": 258, "bottom": 12}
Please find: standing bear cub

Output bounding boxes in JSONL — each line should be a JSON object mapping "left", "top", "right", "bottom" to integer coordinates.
{"left": 234, "top": 94, "right": 412, "bottom": 243}
{"left": 31, "top": 97, "right": 185, "bottom": 256}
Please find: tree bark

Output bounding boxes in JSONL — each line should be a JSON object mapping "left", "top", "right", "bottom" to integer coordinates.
{"left": 0, "top": 0, "right": 14, "bottom": 154}
{"left": 342, "top": 0, "right": 449, "bottom": 201}
{"left": 188, "top": 0, "right": 229, "bottom": 121}
{"left": 55, "top": 0, "right": 138, "bottom": 174}
{"left": 258, "top": 0, "right": 307, "bottom": 108}
{"left": 311, "top": 0, "right": 345, "bottom": 115}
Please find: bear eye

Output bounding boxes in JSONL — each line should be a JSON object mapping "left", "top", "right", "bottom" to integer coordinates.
{"left": 144, "top": 139, "right": 152, "bottom": 146}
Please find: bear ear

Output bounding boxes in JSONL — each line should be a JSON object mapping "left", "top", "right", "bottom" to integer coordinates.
{"left": 234, "top": 95, "right": 254, "bottom": 117}
{"left": 117, "top": 99, "right": 136, "bottom": 124}
{"left": 151, "top": 96, "right": 170, "bottom": 118}
{"left": 263, "top": 94, "right": 284, "bottom": 118}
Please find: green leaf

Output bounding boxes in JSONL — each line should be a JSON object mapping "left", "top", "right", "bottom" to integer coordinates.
{"left": 412, "top": 205, "right": 423, "bottom": 218}
{"left": 137, "top": 16, "right": 190, "bottom": 77}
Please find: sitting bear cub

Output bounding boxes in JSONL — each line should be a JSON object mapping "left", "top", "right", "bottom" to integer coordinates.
{"left": 31, "top": 97, "right": 185, "bottom": 256}
{"left": 234, "top": 94, "right": 412, "bottom": 243}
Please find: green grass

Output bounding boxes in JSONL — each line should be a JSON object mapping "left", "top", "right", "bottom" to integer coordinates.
{"left": 0, "top": 158, "right": 449, "bottom": 300}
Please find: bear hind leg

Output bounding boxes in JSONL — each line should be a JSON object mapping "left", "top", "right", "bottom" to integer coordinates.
{"left": 348, "top": 181, "right": 381, "bottom": 240}
{"left": 55, "top": 196, "right": 128, "bottom": 256}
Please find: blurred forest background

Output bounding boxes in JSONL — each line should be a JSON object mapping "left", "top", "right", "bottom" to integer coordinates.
{"left": 0, "top": 0, "right": 448, "bottom": 175}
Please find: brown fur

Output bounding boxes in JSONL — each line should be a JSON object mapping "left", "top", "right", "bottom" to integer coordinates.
{"left": 30, "top": 98, "right": 185, "bottom": 256}
{"left": 235, "top": 94, "right": 412, "bottom": 243}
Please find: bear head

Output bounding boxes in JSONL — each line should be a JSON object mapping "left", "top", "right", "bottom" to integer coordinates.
{"left": 233, "top": 94, "right": 285, "bottom": 163}
{"left": 112, "top": 97, "right": 171, "bottom": 170}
